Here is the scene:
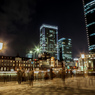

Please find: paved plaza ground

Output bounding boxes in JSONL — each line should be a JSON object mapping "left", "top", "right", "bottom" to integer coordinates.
{"left": 0, "top": 76, "right": 95, "bottom": 95}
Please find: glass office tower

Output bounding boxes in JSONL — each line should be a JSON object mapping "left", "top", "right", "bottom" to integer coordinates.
{"left": 58, "top": 38, "right": 72, "bottom": 62}
{"left": 40, "top": 24, "right": 58, "bottom": 59}
{"left": 83, "top": 0, "right": 95, "bottom": 53}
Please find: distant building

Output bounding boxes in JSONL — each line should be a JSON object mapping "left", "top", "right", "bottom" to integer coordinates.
{"left": 78, "top": 53, "right": 95, "bottom": 71}
{"left": 58, "top": 38, "right": 72, "bottom": 62}
{"left": 83, "top": 0, "right": 95, "bottom": 53}
{"left": 73, "top": 58, "right": 79, "bottom": 67}
{"left": 40, "top": 24, "right": 58, "bottom": 59}
{"left": 26, "top": 53, "right": 32, "bottom": 58}
{"left": 0, "top": 56, "right": 33, "bottom": 71}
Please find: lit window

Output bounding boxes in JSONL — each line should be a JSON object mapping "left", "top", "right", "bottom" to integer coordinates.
{"left": 10, "top": 61, "right": 12, "bottom": 62}
{"left": 4, "top": 67, "right": 6, "bottom": 71}
{"left": 28, "top": 64, "right": 30, "bottom": 67}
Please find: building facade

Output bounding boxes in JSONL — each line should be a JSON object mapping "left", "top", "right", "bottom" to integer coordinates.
{"left": 0, "top": 56, "right": 33, "bottom": 71}
{"left": 40, "top": 24, "right": 58, "bottom": 59}
{"left": 78, "top": 53, "right": 95, "bottom": 71}
{"left": 58, "top": 38, "right": 72, "bottom": 62}
{"left": 83, "top": 0, "right": 95, "bottom": 53}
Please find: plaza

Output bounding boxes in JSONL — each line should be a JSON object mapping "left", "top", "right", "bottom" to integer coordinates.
{"left": 0, "top": 76, "right": 95, "bottom": 95}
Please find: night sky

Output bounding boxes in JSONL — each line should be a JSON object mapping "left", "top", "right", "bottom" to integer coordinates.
{"left": 0, "top": 0, "right": 88, "bottom": 58}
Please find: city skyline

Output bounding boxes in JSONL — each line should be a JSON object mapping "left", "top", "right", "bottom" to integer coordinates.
{"left": 40, "top": 24, "right": 58, "bottom": 59}
{"left": 0, "top": 0, "right": 88, "bottom": 58}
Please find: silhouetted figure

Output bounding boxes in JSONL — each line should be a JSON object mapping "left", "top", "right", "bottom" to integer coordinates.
{"left": 44, "top": 72, "right": 49, "bottom": 82}
{"left": 62, "top": 67, "right": 66, "bottom": 87}
{"left": 10, "top": 75, "right": 11, "bottom": 81}
{"left": 70, "top": 69, "right": 73, "bottom": 78}
{"left": 38, "top": 72, "right": 42, "bottom": 81}
{"left": 29, "top": 70, "right": 34, "bottom": 87}
{"left": 52, "top": 71, "right": 56, "bottom": 78}
{"left": 3, "top": 73, "right": 7, "bottom": 83}
{"left": 17, "top": 70, "right": 22, "bottom": 84}
{"left": 22, "top": 71, "right": 25, "bottom": 82}
{"left": 50, "top": 68, "right": 53, "bottom": 80}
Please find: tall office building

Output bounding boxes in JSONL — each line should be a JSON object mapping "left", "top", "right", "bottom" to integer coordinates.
{"left": 40, "top": 24, "right": 58, "bottom": 59}
{"left": 58, "top": 38, "right": 72, "bottom": 62}
{"left": 83, "top": 0, "right": 95, "bottom": 53}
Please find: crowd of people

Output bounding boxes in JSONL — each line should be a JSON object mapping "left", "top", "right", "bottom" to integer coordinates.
{"left": 2, "top": 69, "right": 75, "bottom": 86}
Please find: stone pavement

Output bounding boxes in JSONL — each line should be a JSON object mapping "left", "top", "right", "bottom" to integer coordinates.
{"left": 0, "top": 76, "right": 95, "bottom": 95}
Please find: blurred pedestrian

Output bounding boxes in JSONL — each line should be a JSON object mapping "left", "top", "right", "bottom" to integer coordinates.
{"left": 3, "top": 73, "right": 7, "bottom": 83}
{"left": 17, "top": 69, "right": 22, "bottom": 84}
{"left": 62, "top": 67, "right": 66, "bottom": 86}
{"left": 70, "top": 69, "right": 73, "bottom": 78}
{"left": 29, "top": 70, "right": 34, "bottom": 87}
{"left": 10, "top": 75, "right": 11, "bottom": 81}
{"left": 44, "top": 72, "right": 49, "bottom": 83}
{"left": 22, "top": 71, "right": 25, "bottom": 82}
{"left": 38, "top": 72, "right": 42, "bottom": 81}
{"left": 52, "top": 71, "right": 56, "bottom": 78}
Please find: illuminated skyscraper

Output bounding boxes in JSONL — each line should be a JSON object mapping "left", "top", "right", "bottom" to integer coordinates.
{"left": 40, "top": 24, "right": 58, "bottom": 59}
{"left": 83, "top": 0, "right": 95, "bottom": 53}
{"left": 58, "top": 38, "right": 72, "bottom": 62}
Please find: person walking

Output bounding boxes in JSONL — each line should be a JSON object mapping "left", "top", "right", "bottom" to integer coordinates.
{"left": 62, "top": 67, "right": 66, "bottom": 87}
{"left": 22, "top": 71, "right": 25, "bottom": 82}
{"left": 70, "top": 69, "right": 73, "bottom": 78}
{"left": 17, "top": 69, "right": 22, "bottom": 84}
{"left": 44, "top": 72, "right": 49, "bottom": 84}
{"left": 3, "top": 73, "right": 7, "bottom": 83}
{"left": 29, "top": 70, "right": 34, "bottom": 87}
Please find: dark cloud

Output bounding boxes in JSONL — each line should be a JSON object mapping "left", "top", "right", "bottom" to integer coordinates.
{"left": 0, "top": 0, "right": 36, "bottom": 56}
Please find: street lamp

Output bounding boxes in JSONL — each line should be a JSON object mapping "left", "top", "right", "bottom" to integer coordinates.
{"left": 81, "top": 54, "right": 85, "bottom": 77}
{"left": 36, "top": 48, "right": 39, "bottom": 52}
{"left": 34, "top": 47, "right": 40, "bottom": 59}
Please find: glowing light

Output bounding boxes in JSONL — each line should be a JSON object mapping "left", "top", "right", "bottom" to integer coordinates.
{"left": 74, "top": 58, "right": 78, "bottom": 61}
{"left": 85, "top": 8, "right": 95, "bottom": 15}
{"left": 0, "top": 43, "right": 3, "bottom": 50}
{"left": 84, "top": 1, "right": 95, "bottom": 8}
{"left": 90, "top": 33, "right": 95, "bottom": 36}
{"left": 36, "top": 48, "right": 39, "bottom": 52}
{"left": 40, "top": 24, "right": 58, "bottom": 30}
{"left": 87, "top": 22, "right": 95, "bottom": 27}
{"left": 81, "top": 54, "right": 85, "bottom": 59}
{"left": 29, "top": 51, "right": 32, "bottom": 53}
{"left": 89, "top": 45, "right": 95, "bottom": 50}
{"left": 33, "top": 46, "right": 40, "bottom": 54}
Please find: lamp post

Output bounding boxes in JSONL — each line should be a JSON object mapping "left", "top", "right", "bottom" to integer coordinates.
{"left": 81, "top": 54, "right": 85, "bottom": 77}
{"left": 34, "top": 47, "right": 40, "bottom": 59}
